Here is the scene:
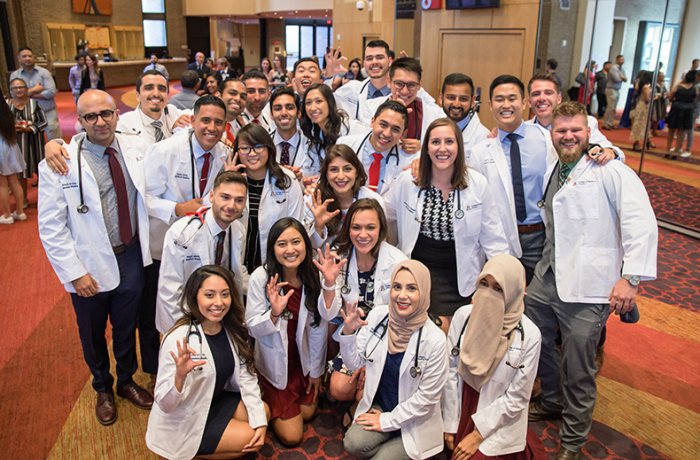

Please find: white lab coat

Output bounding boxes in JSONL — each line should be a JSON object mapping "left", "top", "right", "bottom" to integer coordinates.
{"left": 337, "top": 131, "right": 417, "bottom": 196}
{"left": 468, "top": 126, "right": 558, "bottom": 258}
{"left": 156, "top": 210, "right": 248, "bottom": 334}
{"left": 358, "top": 95, "right": 446, "bottom": 141}
{"left": 145, "top": 322, "right": 267, "bottom": 460}
{"left": 144, "top": 129, "right": 229, "bottom": 259}
{"left": 442, "top": 305, "right": 541, "bottom": 456}
{"left": 303, "top": 186, "right": 385, "bottom": 249}
{"left": 245, "top": 266, "right": 328, "bottom": 389}
{"left": 542, "top": 158, "right": 657, "bottom": 303}
{"left": 526, "top": 115, "right": 625, "bottom": 162}
{"left": 243, "top": 106, "right": 274, "bottom": 134}
{"left": 117, "top": 104, "right": 185, "bottom": 143}
{"left": 384, "top": 170, "right": 510, "bottom": 297}
{"left": 240, "top": 168, "right": 304, "bottom": 265}
{"left": 339, "top": 305, "right": 448, "bottom": 460}
{"left": 320, "top": 241, "right": 407, "bottom": 322}
{"left": 461, "top": 112, "right": 490, "bottom": 156}
{"left": 38, "top": 133, "right": 151, "bottom": 293}
{"left": 335, "top": 80, "right": 435, "bottom": 121}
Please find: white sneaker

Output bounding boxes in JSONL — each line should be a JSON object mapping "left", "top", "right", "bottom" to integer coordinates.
{"left": 0, "top": 215, "right": 14, "bottom": 224}
{"left": 680, "top": 151, "right": 692, "bottom": 158}
{"left": 11, "top": 211, "right": 27, "bottom": 221}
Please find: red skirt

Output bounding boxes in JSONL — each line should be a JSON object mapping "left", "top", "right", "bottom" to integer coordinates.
{"left": 453, "top": 382, "right": 547, "bottom": 460}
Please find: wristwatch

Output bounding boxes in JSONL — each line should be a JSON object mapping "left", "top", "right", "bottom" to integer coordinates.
{"left": 622, "top": 275, "right": 641, "bottom": 287}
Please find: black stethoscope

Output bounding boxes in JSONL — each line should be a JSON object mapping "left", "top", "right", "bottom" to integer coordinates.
{"left": 362, "top": 314, "right": 424, "bottom": 378}
{"left": 186, "top": 319, "right": 206, "bottom": 371}
{"left": 537, "top": 143, "right": 601, "bottom": 209}
{"left": 458, "top": 88, "right": 481, "bottom": 134}
{"left": 271, "top": 130, "right": 303, "bottom": 166}
{"left": 356, "top": 131, "right": 400, "bottom": 168}
{"left": 188, "top": 130, "right": 209, "bottom": 199}
{"left": 412, "top": 187, "right": 464, "bottom": 223}
{"left": 174, "top": 208, "right": 235, "bottom": 272}
{"left": 450, "top": 314, "right": 525, "bottom": 369}
{"left": 354, "top": 80, "right": 373, "bottom": 119}
{"left": 340, "top": 247, "right": 376, "bottom": 295}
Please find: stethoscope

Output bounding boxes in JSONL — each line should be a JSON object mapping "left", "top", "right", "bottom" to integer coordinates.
{"left": 450, "top": 314, "right": 525, "bottom": 370}
{"left": 174, "top": 208, "right": 235, "bottom": 272}
{"left": 270, "top": 130, "right": 303, "bottom": 166}
{"left": 340, "top": 248, "right": 377, "bottom": 313}
{"left": 186, "top": 319, "right": 206, "bottom": 371}
{"left": 536, "top": 143, "right": 601, "bottom": 209}
{"left": 411, "top": 187, "right": 464, "bottom": 223}
{"left": 363, "top": 314, "right": 424, "bottom": 378}
{"left": 356, "top": 132, "right": 400, "bottom": 168}
{"left": 188, "top": 130, "right": 208, "bottom": 199}
{"left": 354, "top": 80, "right": 373, "bottom": 119}
{"left": 458, "top": 88, "right": 482, "bottom": 134}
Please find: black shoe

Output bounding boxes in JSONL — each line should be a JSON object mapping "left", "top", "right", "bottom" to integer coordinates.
{"left": 528, "top": 401, "right": 562, "bottom": 422}
{"left": 556, "top": 447, "right": 580, "bottom": 460}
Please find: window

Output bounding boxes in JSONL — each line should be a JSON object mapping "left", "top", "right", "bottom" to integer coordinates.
{"left": 143, "top": 20, "right": 167, "bottom": 47}
{"left": 284, "top": 20, "right": 333, "bottom": 71}
{"left": 142, "top": 0, "right": 167, "bottom": 57}
{"left": 141, "top": 0, "right": 165, "bottom": 14}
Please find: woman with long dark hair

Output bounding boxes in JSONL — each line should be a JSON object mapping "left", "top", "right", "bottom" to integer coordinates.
{"left": 146, "top": 265, "right": 267, "bottom": 460}
{"left": 0, "top": 88, "right": 26, "bottom": 224}
{"left": 304, "top": 143, "right": 384, "bottom": 249}
{"left": 233, "top": 124, "right": 304, "bottom": 274}
{"left": 203, "top": 71, "right": 223, "bottom": 99}
{"left": 245, "top": 218, "right": 327, "bottom": 446}
{"left": 79, "top": 54, "right": 106, "bottom": 94}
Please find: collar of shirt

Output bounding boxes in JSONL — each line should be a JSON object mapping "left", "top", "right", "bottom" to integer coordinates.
{"left": 204, "top": 206, "right": 227, "bottom": 236}
{"left": 456, "top": 116, "right": 470, "bottom": 131}
{"left": 83, "top": 136, "right": 120, "bottom": 159}
{"left": 191, "top": 134, "right": 212, "bottom": 160}
{"left": 274, "top": 129, "right": 300, "bottom": 147}
{"left": 531, "top": 116, "right": 552, "bottom": 131}
{"left": 364, "top": 132, "right": 391, "bottom": 158}
{"left": 366, "top": 81, "right": 390, "bottom": 98}
{"left": 138, "top": 107, "right": 168, "bottom": 131}
{"left": 498, "top": 121, "right": 527, "bottom": 144}
{"left": 245, "top": 109, "right": 264, "bottom": 124}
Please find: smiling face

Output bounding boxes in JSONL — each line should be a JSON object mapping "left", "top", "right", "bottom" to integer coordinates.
{"left": 271, "top": 94, "right": 298, "bottom": 134}
{"left": 294, "top": 61, "right": 322, "bottom": 91}
{"left": 390, "top": 269, "right": 420, "bottom": 319}
{"left": 137, "top": 73, "right": 170, "bottom": 119}
{"left": 220, "top": 80, "right": 247, "bottom": 119}
{"left": 326, "top": 157, "right": 357, "bottom": 195}
{"left": 370, "top": 109, "right": 406, "bottom": 152}
{"left": 196, "top": 275, "right": 231, "bottom": 327}
{"left": 441, "top": 83, "right": 473, "bottom": 123}
{"left": 304, "top": 89, "right": 330, "bottom": 126}
{"left": 77, "top": 91, "right": 119, "bottom": 147}
{"left": 551, "top": 114, "right": 590, "bottom": 164}
{"left": 210, "top": 181, "right": 247, "bottom": 228}
{"left": 490, "top": 83, "right": 525, "bottom": 132}
{"left": 349, "top": 61, "right": 361, "bottom": 76}
{"left": 427, "top": 125, "right": 458, "bottom": 172}
{"left": 243, "top": 77, "right": 270, "bottom": 117}
{"left": 528, "top": 79, "right": 561, "bottom": 124}
{"left": 273, "top": 226, "right": 307, "bottom": 272}
{"left": 18, "top": 49, "right": 34, "bottom": 68}
{"left": 363, "top": 46, "right": 391, "bottom": 79}
{"left": 390, "top": 68, "right": 421, "bottom": 107}
{"left": 192, "top": 104, "right": 226, "bottom": 151}
{"left": 236, "top": 138, "right": 269, "bottom": 178}
{"left": 349, "top": 209, "right": 381, "bottom": 257}
{"left": 205, "top": 75, "right": 219, "bottom": 94}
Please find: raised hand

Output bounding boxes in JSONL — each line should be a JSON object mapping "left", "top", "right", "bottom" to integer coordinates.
{"left": 312, "top": 243, "right": 347, "bottom": 286}
{"left": 170, "top": 337, "right": 206, "bottom": 392}
{"left": 305, "top": 189, "right": 341, "bottom": 234}
{"left": 340, "top": 301, "right": 368, "bottom": 335}
{"left": 224, "top": 151, "right": 246, "bottom": 174}
{"left": 323, "top": 47, "right": 348, "bottom": 78}
{"left": 266, "top": 274, "right": 293, "bottom": 318}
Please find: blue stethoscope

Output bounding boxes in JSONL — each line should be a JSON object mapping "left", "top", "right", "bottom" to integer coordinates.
{"left": 451, "top": 314, "right": 525, "bottom": 370}
{"left": 363, "top": 314, "right": 424, "bottom": 378}
{"left": 411, "top": 187, "right": 464, "bottom": 223}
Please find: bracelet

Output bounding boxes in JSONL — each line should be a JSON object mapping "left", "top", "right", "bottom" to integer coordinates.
{"left": 270, "top": 310, "right": 282, "bottom": 318}
{"left": 321, "top": 279, "right": 336, "bottom": 291}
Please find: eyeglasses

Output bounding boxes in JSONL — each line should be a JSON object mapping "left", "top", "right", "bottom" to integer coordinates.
{"left": 237, "top": 144, "right": 267, "bottom": 155}
{"left": 80, "top": 109, "right": 116, "bottom": 124}
{"left": 10, "top": 86, "right": 27, "bottom": 91}
{"left": 392, "top": 80, "right": 420, "bottom": 92}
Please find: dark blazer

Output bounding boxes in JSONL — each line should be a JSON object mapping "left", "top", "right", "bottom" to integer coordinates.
{"left": 79, "top": 69, "right": 106, "bottom": 94}
{"left": 187, "top": 62, "right": 210, "bottom": 78}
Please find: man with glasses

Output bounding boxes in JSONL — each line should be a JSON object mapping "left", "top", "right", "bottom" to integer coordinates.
{"left": 37, "top": 90, "right": 154, "bottom": 426}
{"left": 358, "top": 57, "right": 445, "bottom": 154}
{"left": 241, "top": 70, "right": 274, "bottom": 133}
{"left": 10, "top": 46, "right": 62, "bottom": 139}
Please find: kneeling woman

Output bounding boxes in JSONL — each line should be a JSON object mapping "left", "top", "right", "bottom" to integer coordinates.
{"left": 146, "top": 265, "right": 267, "bottom": 460}
{"left": 443, "top": 254, "right": 545, "bottom": 460}
{"left": 340, "top": 260, "right": 448, "bottom": 460}
{"left": 245, "top": 218, "right": 327, "bottom": 446}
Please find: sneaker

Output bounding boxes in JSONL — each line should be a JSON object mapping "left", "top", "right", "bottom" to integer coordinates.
{"left": 11, "top": 212, "right": 27, "bottom": 221}
{"left": 680, "top": 151, "right": 692, "bottom": 158}
{"left": 0, "top": 215, "right": 14, "bottom": 225}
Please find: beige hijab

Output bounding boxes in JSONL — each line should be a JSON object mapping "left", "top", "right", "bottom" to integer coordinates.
{"left": 387, "top": 260, "right": 431, "bottom": 354}
{"left": 458, "top": 254, "right": 525, "bottom": 391}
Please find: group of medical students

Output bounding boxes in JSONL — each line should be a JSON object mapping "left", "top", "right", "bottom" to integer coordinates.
{"left": 36, "top": 38, "right": 658, "bottom": 460}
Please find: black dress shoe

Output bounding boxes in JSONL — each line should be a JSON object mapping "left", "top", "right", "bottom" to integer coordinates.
{"left": 117, "top": 381, "right": 154, "bottom": 409}
{"left": 96, "top": 392, "right": 117, "bottom": 425}
{"left": 528, "top": 401, "right": 562, "bottom": 422}
{"left": 555, "top": 447, "right": 580, "bottom": 460}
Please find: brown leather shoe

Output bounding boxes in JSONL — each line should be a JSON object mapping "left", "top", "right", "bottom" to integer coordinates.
{"left": 528, "top": 401, "right": 562, "bottom": 422}
{"left": 117, "top": 382, "right": 154, "bottom": 409}
{"left": 555, "top": 447, "right": 580, "bottom": 460}
{"left": 96, "top": 392, "right": 117, "bottom": 425}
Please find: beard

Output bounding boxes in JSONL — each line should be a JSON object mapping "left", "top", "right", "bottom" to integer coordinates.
{"left": 557, "top": 140, "right": 588, "bottom": 164}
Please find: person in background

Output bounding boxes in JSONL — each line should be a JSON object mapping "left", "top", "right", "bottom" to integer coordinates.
{"left": 443, "top": 254, "right": 545, "bottom": 459}
{"left": 143, "top": 53, "right": 169, "bottom": 81}
{"left": 10, "top": 46, "right": 61, "bottom": 140}
{"left": 291, "top": 58, "right": 324, "bottom": 96}
{"left": 79, "top": 53, "right": 106, "bottom": 95}
{"left": 0, "top": 91, "right": 26, "bottom": 224}
{"left": 630, "top": 70, "right": 654, "bottom": 151}
{"left": 595, "top": 61, "right": 611, "bottom": 118}
{"left": 545, "top": 58, "right": 562, "bottom": 91}
{"left": 7, "top": 77, "right": 47, "bottom": 206}
{"left": 665, "top": 70, "right": 698, "bottom": 158}
{"left": 603, "top": 54, "right": 627, "bottom": 129}
{"left": 203, "top": 71, "right": 223, "bottom": 99}
{"left": 217, "top": 57, "right": 233, "bottom": 80}
{"left": 169, "top": 70, "right": 200, "bottom": 110}
{"left": 220, "top": 78, "right": 249, "bottom": 143}
{"left": 270, "top": 55, "right": 289, "bottom": 88}
{"left": 188, "top": 51, "right": 210, "bottom": 78}
{"left": 651, "top": 71, "right": 668, "bottom": 137}
{"left": 577, "top": 61, "right": 596, "bottom": 115}
{"left": 344, "top": 58, "right": 364, "bottom": 84}
{"left": 146, "top": 265, "right": 268, "bottom": 459}
{"left": 261, "top": 57, "right": 272, "bottom": 80}
{"left": 69, "top": 53, "right": 86, "bottom": 105}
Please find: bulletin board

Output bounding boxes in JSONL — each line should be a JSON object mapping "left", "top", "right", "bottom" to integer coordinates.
{"left": 85, "top": 26, "right": 111, "bottom": 49}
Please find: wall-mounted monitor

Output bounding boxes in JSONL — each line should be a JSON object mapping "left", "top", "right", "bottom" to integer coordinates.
{"left": 446, "top": 0, "right": 500, "bottom": 9}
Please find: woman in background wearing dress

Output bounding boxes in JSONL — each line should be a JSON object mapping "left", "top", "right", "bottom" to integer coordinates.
{"left": 0, "top": 88, "right": 27, "bottom": 224}
{"left": 666, "top": 70, "right": 698, "bottom": 158}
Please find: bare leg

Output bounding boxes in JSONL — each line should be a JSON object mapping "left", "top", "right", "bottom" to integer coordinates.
{"left": 271, "top": 413, "right": 305, "bottom": 446}
{"left": 0, "top": 176, "right": 10, "bottom": 217}
{"left": 666, "top": 128, "right": 676, "bottom": 152}
{"left": 7, "top": 174, "right": 24, "bottom": 214}
{"left": 197, "top": 401, "right": 267, "bottom": 459}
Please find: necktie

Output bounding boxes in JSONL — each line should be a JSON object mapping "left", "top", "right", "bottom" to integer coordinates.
{"left": 558, "top": 163, "right": 571, "bottom": 188}
{"left": 225, "top": 122, "right": 235, "bottom": 143}
{"left": 372, "top": 89, "right": 384, "bottom": 99}
{"left": 152, "top": 120, "right": 165, "bottom": 142}
{"left": 368, "top": 153, "right": 383, "bottom": 191}
{"left": 214, "top": 231, "right": 226, "bottom": 265}
{"left": 152, "top": 63, "right": 156, "bottom": 70}
{"left": 506, "top": 133, "right": 527, "bottom": 222}
{"left": 280, "top": 141, "right": 291, "bottom": 165}
{"left": 200, "top": 152, "right": 211, "bottom": 197}
{"left": 105, "top": 147, "right": 133, "bottom": 246}
{"left": 252, "top": 118, "right": 260, "bottom": 125}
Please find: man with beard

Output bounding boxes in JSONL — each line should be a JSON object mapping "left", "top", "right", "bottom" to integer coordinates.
{"left": 219, "top": 78, "right": 249, "bottom": 143}
{"left": 241, "top": 70, "right": 274, "bottom": 133}
{"left": 526, "top": 101, "right": 657, "bottom": 460}
{"left": 438, "top": 72, "right": 489, "bottom": 154}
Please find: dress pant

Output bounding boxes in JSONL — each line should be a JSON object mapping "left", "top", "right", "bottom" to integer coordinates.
{"left": 596, "top": 92, "right": 607, "bottom": 118}
{"left": 603, "top": 88, "right": 620, "bottom": 128}
{"left": 138, "top": 259, "right": 161, "bottom": 375}
{"left": 44, "top": 108, "right": 63, "bottom": 140}
{"left": 518, "top": 229, "right": 545, "bottom": 286}
{"left": 71, "top": 241, "right": 144, "bottom": 393}
{"left": 344, "top": 407, "right": 410, "bottom": 460}
{"left": 525, "top": 268, "right": 609, "bottom": 452}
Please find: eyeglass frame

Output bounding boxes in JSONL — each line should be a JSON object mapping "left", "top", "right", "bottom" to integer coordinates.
{"left": 79, "top": 109, "right": 117, "bottom": 124}
{"left": 391, "top": 80, "right": 420, "bottom": 92}
{"left": 236, "top": 144, "right": 268, "bottom": 155}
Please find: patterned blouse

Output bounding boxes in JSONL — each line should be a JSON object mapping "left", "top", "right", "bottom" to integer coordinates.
{"left": 419, "top": 186, "right": 455, "bottom": 241}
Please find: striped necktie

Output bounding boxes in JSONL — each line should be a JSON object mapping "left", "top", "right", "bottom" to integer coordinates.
{"left": 151, "top": 120, "right": 165, "bottom": 142}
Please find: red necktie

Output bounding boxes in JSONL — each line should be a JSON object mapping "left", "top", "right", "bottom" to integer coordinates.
{"left": 200, "top": 152, "right": 211, "bottom": 197}
{"left": 105, "top": 147, "right": 133, "bottom": 246}
{"left": 368, "top": 153, "right": 383, "bottom": 191}
{"left": 252, "top": 118, "right": 260, "bottom": 125}
{"left": 225, "top": 123, "right": 235, "bottom": 143}
{"left": 280, "top": 141, "right": 291, "bottom": 165}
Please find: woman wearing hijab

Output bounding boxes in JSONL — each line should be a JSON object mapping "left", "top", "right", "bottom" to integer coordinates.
{"left": 340, "top": 260, "right": 448, "bottom": 460}
{"left": 443, "top": 254, "right": 545, "bottom": 460}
